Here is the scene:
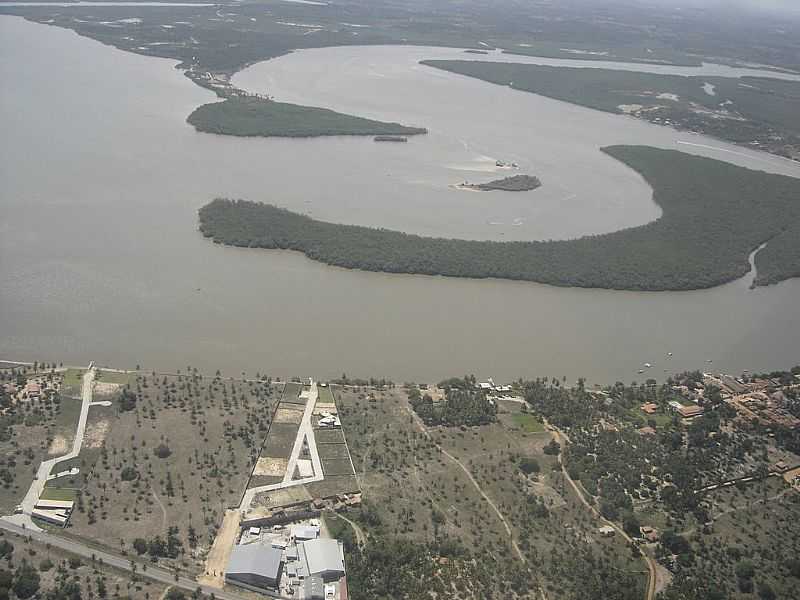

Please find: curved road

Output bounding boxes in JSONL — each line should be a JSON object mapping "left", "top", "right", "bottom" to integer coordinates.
{"left": 548, "top": 425, "right": 656, "bottom": 600}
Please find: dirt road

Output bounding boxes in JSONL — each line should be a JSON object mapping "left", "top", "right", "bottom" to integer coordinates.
{"left": 548, "top": 426, "right": 656, "bottom": 600}
{"left": 404, "top": 405, "right": 526, "bottom": 563}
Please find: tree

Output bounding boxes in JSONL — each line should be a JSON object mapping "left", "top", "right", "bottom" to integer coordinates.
{"left": 622, "top": 512, "right": 641, "bottom": 538}
{"left": 133, "top": 538, "right": 147, "bottom": 555}
{"left": 543, "top": 440, "right": 561, "bottom": 456}
{"left": 154, "top": 444, "right": 172, "bottom": 459}
{"left": 757, "top": 581, "right": 776, "bottom": 600}
{"left": 519, "top": 457, "right": 540, "bottom": 475}
{"left": 0, "top": 541, "right": 13, "bottom": 559}
{"left": 735, "top": 560, "right": 755, "bottom": 580}
{"left": 787, "top": 557, "right": 800, "bottom": 578}
{"left": 119, "top": 389, "right": 137, "bottom": 412}
{"left": 165, "top": 588, "right": 185, "bottom": 600}
{"left": 12, "top": 563, "right": 40, "bottom": 599}
{"left": 121, "top": 467, "right": 139, "bottom": 482}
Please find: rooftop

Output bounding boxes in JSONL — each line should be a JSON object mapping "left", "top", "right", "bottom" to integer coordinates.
{"left": 303, "top": 538, "right": 345, "bottom": 577}
{"left": 227, "top": 543, "right": 283, "bottom": 581}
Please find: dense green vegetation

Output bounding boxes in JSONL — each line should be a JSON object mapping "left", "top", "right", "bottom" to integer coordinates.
{"left": 464, "top": 174, "right": 542, "bottom": 192}
{"left": 519, "top": 367, "right": 800, "bottom": 600}
{"left": 408, "top": 379, "right": 496, "bottom": 427}
{"left": 187, "top": 97, "right": 426, "bottom": 138}
{"left": 421, "top": 60, "right": 800, "bottom": 159}
{"left": 198, "top": 146, "right": 800, "bottom": 290}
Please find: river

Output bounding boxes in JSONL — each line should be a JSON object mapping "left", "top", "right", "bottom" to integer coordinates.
{"left": 1, "top": 15, "right": 798, "bottom": 384}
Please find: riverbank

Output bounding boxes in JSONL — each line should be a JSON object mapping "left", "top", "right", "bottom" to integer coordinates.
{"left": 197, "top": 146, "right": 800, "bottom": 291}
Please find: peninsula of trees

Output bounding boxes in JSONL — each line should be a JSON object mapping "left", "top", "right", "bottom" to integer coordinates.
{"left": 198, "top": 146, "right": 800, "bottom": 291}
{"left": 461, "top": 174, "right": 542, "bottom": 192}
{"left": 187, "top": 96, "right": 427, "bottom": 138}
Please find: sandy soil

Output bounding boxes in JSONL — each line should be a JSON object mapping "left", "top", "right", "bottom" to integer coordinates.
{"left": 198, "top": 509, "right": 241, "bottom": 588}
{"left": 253, "top": 457, "right": 288, "bottom": 477}
{"left": 273, "top": 406, "right": 304, "bottom": 424}
{"left": 84, "top": 420, "right": 109, "bottom": 449}
{"left": 48, "top": 435, "right": 68, "bottom": 455}
{"left": 93, "top": 382, "right": 121, "bottom": 397}
{"left": 528, "top": 480, "right": 567, "bottom": 508}
{"left": 251, "top": 486, "right": 312, "bottom": 511}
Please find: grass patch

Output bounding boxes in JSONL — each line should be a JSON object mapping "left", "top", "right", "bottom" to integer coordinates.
{"left": 198, "top": 146, "right": 800, "bottom": 290}
{"left": 315, "top": 429, "right": 345, "bottom": 444}
{"left": 317, "top": 443, "right": 351, "bottom": 460}
{"left": 305, "top": 475, "right": 360, "bottom": 499}
{"left": 317, "top": 386, "right": 335, "bottom": 404}
{"left": 40, "top": 487, "right": 79, "bottom": 502}
{"left": 321, "top": 458, "right": 354, "bottom": 477}
{"left": 187, "top": 97, "right": 427, "bottom": 138}
{"left": 95, "top": 370, "right": 133, "bottom": 385}
{"left": 511, "top": 413, "right": 545, "bottom": 432}
{"left": 61, "top": 369, "right": 84, "bottom": 397}
{"left": 261, "top": 422, "right": 300, "bottom": 459}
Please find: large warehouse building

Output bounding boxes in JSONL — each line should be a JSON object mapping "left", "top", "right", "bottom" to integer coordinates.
{"left": 225, "top": 544, "right": 283, "bottom": 591}
{"left": 302, "top": 538, "right": 346, "bottom": 582}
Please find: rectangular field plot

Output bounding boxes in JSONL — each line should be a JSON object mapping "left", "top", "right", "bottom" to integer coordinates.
{"left": 261, "top": 422, "right": 300, "bottom": 458}
{"left": 281, "top": 382, "right": 306, "bottom": 404}
{"left": 321, "top": 457, "right": 355, "bottom": 477}
{"left": 317, "top": 443, "right": 351, "bottom": 460}
{"left": 315, "top": 428, "right": 345, "bottom": 444}
{"left": 249, "top": 474, "right": 284, "bottom": 488}
{"left": 306, "top": 475, "right": 360, "bottom": 499}
{"left": 317, "top": 386, "right": 335, "bottom": 404}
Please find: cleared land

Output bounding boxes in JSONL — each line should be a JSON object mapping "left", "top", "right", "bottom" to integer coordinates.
{"left": 198, "top": 146, "right": 800, "bottom": 290}
{"left": 63, "top": 372, "right": 278, "bottom": 574}
{"left": 333, "top": 385, "right": 645, "bottom": 599}
{"left": 187, "top": 97, "right": 427, "bottom": 138}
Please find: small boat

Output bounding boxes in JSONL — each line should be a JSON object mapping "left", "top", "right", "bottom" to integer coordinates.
{"left": 638, "top": 369, "right": 645, "bottom": 374}
{"left": 667, "top": 352, "right": 673, "bottom": 357}
{"left": 644, "top": 362, "right": 652, "bottom": 368}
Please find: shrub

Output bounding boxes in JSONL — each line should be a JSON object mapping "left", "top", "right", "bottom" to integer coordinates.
{"left": 120, "top": 466, "right": 139, "bottom": 482}
{"left": 519, "top": 457, "right": 540, "bottom": 475}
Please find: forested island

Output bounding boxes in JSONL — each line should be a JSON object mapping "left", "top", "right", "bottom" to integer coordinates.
{"left": 460, "top": 174, "right": 542, "bottom": 192}
{"left": 421, "top": 60, "right": 800, "bottom": 161}
{"left": 187, "top": 96, "right": 427, "bottom": 138}
{"left": 198, "top": 146, "right": 800, "bottom": 291}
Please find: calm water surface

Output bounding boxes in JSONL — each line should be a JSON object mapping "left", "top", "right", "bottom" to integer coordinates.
{"left": 1, "top": 16, "right": 798, "bottom": 384}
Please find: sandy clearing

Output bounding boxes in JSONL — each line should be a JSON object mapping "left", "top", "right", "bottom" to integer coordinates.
{"left": 253, "top": 457, "right": 288, "bottom": 477}
{"left": 313, "top": 402, "right": 337, "bottom": 414}
{"left": 48, "top": 435, "right": 68, "bottom": 455}
{"left": 93, "top": 381, "right": 121, "bottom": 397}
{"left": 273, "top": 406, "right": 304, "bottom": 424}
{"left": 198, "top": 509, "right": 240, "bottom": 588}
{"left": 84, "top": 420, "right": 109, "bottom": 449}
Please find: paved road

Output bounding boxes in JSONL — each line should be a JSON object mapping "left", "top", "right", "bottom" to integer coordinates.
{"left": 5, "top": 364, "right": 96, "bottom": 530}
{"left": 0, "top": 519, "right": 289, "bottom": 600}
